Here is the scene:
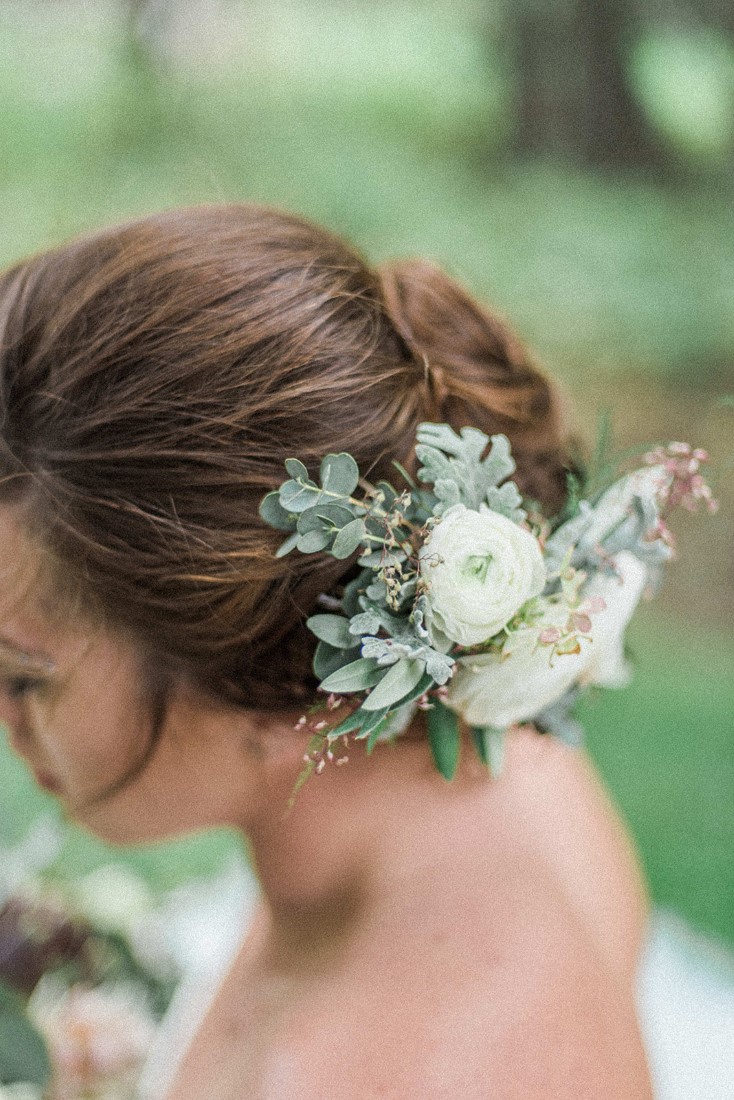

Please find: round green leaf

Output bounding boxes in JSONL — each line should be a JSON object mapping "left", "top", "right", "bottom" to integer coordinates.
{"left": 320, "top": 452, "right": 360, "bottom": 496}
{"left": 275, "top": 532, "right": 299, "bottom": 557}
{"left": 285, "top": 458, "right": 309, "bottom": 480}
{"left": 362, "top": 657, "right": 424, "bottom": 711}
{"left": 296, "top": 529, "right": 331, "bottom": 553}
{"left": 279, "top": 479, "right": 324, "bottom": 512}
{"left": 259, "top": 491, "right": 296, "bottom": 531}
{"left": 332, "top": 518, "right": 366, "bottom": 559}
{"left": 297, "top": 503, "right": 355, "bottom": 535}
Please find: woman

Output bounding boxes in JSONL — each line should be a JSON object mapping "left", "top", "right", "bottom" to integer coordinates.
{"left": 0, "top": 205, "right": 653, "bottom": 1097}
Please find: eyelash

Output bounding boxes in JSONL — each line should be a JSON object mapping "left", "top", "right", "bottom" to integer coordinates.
{"left": 3, "top": 676, "right": 44, "bottom": 700}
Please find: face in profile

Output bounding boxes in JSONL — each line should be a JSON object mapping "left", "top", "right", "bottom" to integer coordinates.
{"left": 0, "top": 509, "right": 260, "bottom": 845}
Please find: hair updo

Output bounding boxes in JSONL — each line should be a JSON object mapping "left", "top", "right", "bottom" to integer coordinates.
{"left": 0, "top": 204, "right": 574, "bottom": 710}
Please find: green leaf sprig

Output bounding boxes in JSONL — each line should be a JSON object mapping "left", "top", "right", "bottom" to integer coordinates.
{"left": 259, "top": 425, "right": 529, "bottom": 784}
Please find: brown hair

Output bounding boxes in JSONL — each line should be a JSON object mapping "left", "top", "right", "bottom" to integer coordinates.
{"left": 0, "top": 204, "right": 574, "bottom": 710}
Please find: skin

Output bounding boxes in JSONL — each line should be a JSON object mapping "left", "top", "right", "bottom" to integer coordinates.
{"left": 0, "top": 509, "right": 654, "bottom": 1099}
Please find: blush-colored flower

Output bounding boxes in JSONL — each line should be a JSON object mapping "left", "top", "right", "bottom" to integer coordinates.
{"left": 446, "top": 552, "right": 647, "bottom": 727}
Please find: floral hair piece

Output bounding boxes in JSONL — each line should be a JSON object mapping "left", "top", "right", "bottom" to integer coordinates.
{"left": 259, "top": 425, "right": 716, "bottom": 785}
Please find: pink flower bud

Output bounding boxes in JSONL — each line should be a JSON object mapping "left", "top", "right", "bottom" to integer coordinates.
{"left": 583, "top": 595, "right": 607, "bottom": 614}
{"left": 539, "top": 627, "right": 561, "bottom": 645}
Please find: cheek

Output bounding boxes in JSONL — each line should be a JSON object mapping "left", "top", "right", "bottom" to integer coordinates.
{"left": 31, "top": 677, "right": 150, "bottom": 795}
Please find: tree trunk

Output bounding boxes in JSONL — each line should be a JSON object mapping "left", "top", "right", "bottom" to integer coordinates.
{"left": 512, "top": 0, "right": 668, "bottom": 173}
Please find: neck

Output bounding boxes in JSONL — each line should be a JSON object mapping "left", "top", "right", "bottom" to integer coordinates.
{"left": 243, "top": 729, "right": 498, "bottom": 963}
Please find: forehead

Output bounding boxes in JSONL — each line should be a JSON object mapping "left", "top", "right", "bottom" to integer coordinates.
{"left": 0, "top": 505, "right": 79, "bottom": 655}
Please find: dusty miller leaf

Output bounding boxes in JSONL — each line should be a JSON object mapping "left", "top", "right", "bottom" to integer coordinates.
{"left": 484, "top": 482, "right": 527, "bottom": 522}
{"left": 415, "top": 424, "right": 518, "bottom": 511}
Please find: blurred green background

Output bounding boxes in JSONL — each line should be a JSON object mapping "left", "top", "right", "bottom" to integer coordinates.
{"left": 0, "top": 0, "right": 732, "bottom": 942}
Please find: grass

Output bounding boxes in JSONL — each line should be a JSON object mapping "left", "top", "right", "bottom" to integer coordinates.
{"left": 581, "top": 613, "right": 734, "bottom": 944}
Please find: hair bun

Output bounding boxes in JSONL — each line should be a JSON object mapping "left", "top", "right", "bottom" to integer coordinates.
{"left": 378, "top": 258, "right": 574, "bottom": 510}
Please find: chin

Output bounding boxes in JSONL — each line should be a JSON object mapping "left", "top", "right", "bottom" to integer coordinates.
{"left": 70, "top": 800, "right": 222, "bottom": 848}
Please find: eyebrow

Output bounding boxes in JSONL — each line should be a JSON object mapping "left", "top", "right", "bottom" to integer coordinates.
{"left": 0, "top": 639, "right": 56, "bottom": 675}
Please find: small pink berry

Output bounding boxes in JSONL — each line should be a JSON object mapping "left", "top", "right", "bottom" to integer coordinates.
{"left": 584, "top": 596, "right": 607, "bottom": 614}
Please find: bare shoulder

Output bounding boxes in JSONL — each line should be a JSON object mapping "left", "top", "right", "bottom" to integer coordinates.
{"left": 496, "top": 727, "right": 649, "bottom": 987}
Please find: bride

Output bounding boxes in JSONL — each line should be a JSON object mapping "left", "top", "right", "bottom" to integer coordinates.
{"left": 0, "top": 204, "right": 659, "bottom": 1097}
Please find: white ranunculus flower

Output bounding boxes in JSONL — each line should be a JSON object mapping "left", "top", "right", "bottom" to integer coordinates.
{"left": 419, "top": 504, "right": 546, "bottom": 647}
{"left": 446, "top": 552, "right": 648, "bottom": 728}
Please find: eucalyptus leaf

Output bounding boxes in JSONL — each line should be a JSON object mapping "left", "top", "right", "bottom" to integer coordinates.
{"left": 296, "top": 529, "right": 331, "bottom": 553}
{"left": 278, "top": 479, "right": 325, "bottom": 513}
{"left": 356, "top": 549, "right": 385, "bottom": 569}
{"left": 320, "top": 452, "right": 360, "bottom": 496}
{"left": 361, "top": 658, "right": 424, "bottom": 711}
{"left": 275, "top": 532, "right": 299, "bottom": 557}
{"left": 285, "top": 458, "right": 309, "bottom": 481}
{"left": 297, "top": 503, "right": 356, "bottom": 535}
{"left": 320, "top": 657, "right": 384, "bottom": 694}
{"left": 426, "top": 701, "right": 461, "bottom": 780}
{"left": 375, "top": 480, "right": 399, "bottom": 509}
{"left": 332, "top": 518, "right": 366, "bottom": 559}
{"left": 313, "top": 640, "right": 361, "bottom": 680}
{"left": 307, "top": 614, "right": 353, "bottom": 648}
{"left": 258, "top": 491, "right": 296, "bottom": 531}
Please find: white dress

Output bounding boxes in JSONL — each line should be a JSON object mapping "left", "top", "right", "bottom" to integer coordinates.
{"left": 138, "top": 860, "right": 734, "bottom": 1100}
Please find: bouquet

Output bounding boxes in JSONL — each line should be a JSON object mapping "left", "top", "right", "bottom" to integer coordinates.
{"left": 259, "top": 423, "right": 716, "bottom": 784}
